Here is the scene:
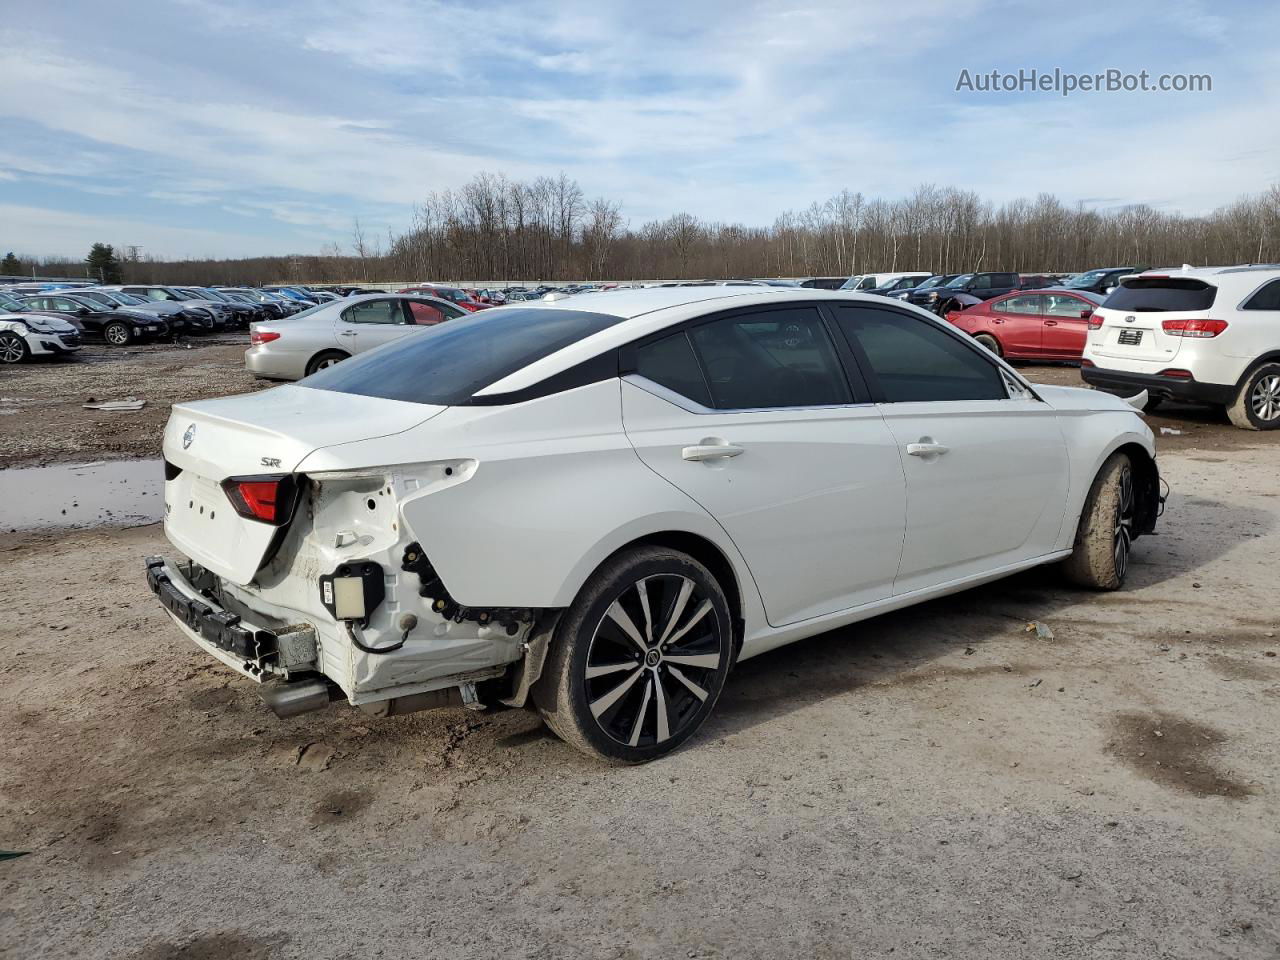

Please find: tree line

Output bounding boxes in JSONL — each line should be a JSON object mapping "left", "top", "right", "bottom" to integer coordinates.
{"left": 8, "top": 177, "right": 1280, "bottom": 285}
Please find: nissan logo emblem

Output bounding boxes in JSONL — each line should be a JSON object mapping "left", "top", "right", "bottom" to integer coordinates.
{"left": 183, "top": 424, "right": 196, "bottom": 449}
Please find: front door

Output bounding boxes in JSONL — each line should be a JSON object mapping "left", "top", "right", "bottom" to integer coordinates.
{"left": 831, "top": 303, "right": 1070, "bottom": 595}
{"left": 1041, "top": 293, "right": 1092, "bottom": 359}
{"left": 991, "top": 294, "right": 1046, "bottom": 356}
{"left": 620, "top": 305, "right": 907, "bottom": 626}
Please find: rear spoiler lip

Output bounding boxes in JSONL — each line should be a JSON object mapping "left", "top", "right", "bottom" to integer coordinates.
{"left": 1123, "top": 390, "right": 1149, "bottom": 411}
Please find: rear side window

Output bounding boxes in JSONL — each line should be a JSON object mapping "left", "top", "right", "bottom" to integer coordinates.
{"left": 687, "top": 307, "right": 851, "bottom": 410}
{"left": 1242, "top": 279, "right": 1280, "bottom": 311}
{"left": 1104, "top": 278, "right": 1217, "bottom": 312}
{"left": 835, "top": 306, "right": 1007, "bottom": 403}
{"left": 303, "top": 307, "right": 627, "bottom": 406}
{"left": 634, "top": 332, "right": 713, "bottom": 407}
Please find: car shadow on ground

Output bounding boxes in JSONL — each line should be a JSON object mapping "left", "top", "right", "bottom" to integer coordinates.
{"left": 706, "top": 493, "right": 1272, "bottom": 740}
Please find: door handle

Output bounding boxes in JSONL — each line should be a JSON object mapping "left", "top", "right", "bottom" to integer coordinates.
{"left": 992, "top": 318, "right": 1004, "bottom": 324}
{"left": 339, "top": 330, "right": 357, "bottom": 337}
{"left": 682, "top": 441, "right": 745, "bottom": 462}
{"left": 907, "top": 441, "right": 950, "bottom": 458}
{"left": 1044, "top": 320, "right": 1059, "bottom": 326}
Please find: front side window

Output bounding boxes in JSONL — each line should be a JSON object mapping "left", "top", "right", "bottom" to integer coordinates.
{"left": 342, "top": 299, "right": 403, "bottom": 324}
{"left": 835, "top": 306, "right": 1007, "bottom": 403}
{"left": 686, "top": 307, "right": 851, "bottom": 410}
{"left": 1044, "top": 294, "right": 1094, "bottom": 317}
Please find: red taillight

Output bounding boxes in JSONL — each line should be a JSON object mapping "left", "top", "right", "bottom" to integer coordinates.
{"left": 1086, "top": 312, "right": 1103, "bottom": 330}
{"left": 1161, "top": 318, "right": 1228, "bottom": 338}
{"left": 221, "top": 475, "right": 294, "bottom": 525}
{"left": 251, "top": 330, "right": 281, "bottom": 345}
{"left": 1158, "top": 368, "right": 1194, "bottom": 380}
{"left": 1080, "top": 358, "right": 1095, "bottom": 368}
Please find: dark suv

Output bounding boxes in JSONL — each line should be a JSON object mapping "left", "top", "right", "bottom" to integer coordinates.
{"left": 921, "top": 272, "right": 1020, "bottom": 313}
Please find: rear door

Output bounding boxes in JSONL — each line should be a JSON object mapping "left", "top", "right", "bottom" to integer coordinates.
{"left": 405, "top": 297, "right": 466, "bottom": 326}
{"left": 337, "top": 298, "right": 414, "bottom": 354}
{"left": 832, "top": 304, "right": 1069, "bottom": 595}
{"left": 1041, "top": 293, "right": 1092, "bottom": 358}
{"left": 621, "top": 304, "right": 907, "bottom": 626}
{"left": 991, "top": 294, "right": 1045, "bottom": 356}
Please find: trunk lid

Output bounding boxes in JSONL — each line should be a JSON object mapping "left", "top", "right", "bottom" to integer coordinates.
{"left": 1089, "top": 276, "right": 1218, "bottom": 364}
{"left": 163, "top": 384, "right": 445, "bottom": 584}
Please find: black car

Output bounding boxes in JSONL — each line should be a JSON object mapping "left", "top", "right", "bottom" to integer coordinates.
{"left": 799, "top": 277, "right": 848, "bottom": 290}
{"left": 1056, "top": 267, "right": 1142, "bottom": 296}
{"left": 898, "top": 274, "right": 961, "bottom": 306}
{"left": 75, "top": 289, "right": 209, "bottom": 335}
{"left": 921, "top": 272, "right": 1021, "bottom": 313}
{"left": 18, "top": 293, "right": 172, "bottom": 345}
{"left": 865, "top": 275, "right": 936, "bottom": 297}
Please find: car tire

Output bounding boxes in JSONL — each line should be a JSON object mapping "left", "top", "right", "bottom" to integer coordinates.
{"left": 103, "top": 321, "right": 133, "bottom": 346}
{"left": 973, "top": 333, "right": 1002, "bottom": 356}
{"left": 1061, "top": 451, "right": 1135, "bottom": 591}
{"left": 534, "top": 545, "right": 734, "bottom": 764}
{"left": 0, "top": 331, "right": 30, "bottom": 364}
{"left": 1226, "top": 362, "right": 1280, "bottom": 431}
{"left": 305, "top": 350, "right": 349, "bottom": 376}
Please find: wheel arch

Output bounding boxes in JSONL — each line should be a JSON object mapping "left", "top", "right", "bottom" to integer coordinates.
{"left": 1114, "top": 441, "right": 1160, "bottom": 536}
{"left": 589, "top": 530, "right": 747, "bottom": 653}
{"left": 1235, "top": 352, "right": 1280, "bottom": 390}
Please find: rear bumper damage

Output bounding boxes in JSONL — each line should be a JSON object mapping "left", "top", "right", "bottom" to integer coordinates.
{"left": 1082, "top": 365, "right": 1237, "bottom": 405}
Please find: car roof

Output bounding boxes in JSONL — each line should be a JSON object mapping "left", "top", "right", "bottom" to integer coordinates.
{"left": 476, "top": 287, "right": 912, "bottom": 396}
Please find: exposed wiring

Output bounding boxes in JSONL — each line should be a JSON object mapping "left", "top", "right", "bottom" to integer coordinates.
{"left": 345, "top": 620, "right": 406, "bottom": 655}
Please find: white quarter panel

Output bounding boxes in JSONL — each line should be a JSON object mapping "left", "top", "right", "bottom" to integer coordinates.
{"left": 352, "top": 379, "right": 761, "bottom": 615}
{"left": 621, "top": 379, "right": 906, "bottom": 626}
{"left": 878, "top": 398, "right": 1070, "bottom": 594}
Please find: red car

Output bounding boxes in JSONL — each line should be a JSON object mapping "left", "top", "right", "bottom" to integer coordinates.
{"left": 945, "top": 289, "right": 1106, "bottom": 361}
{"left": 396, "top": 284, "right": 490, "bottom": 312}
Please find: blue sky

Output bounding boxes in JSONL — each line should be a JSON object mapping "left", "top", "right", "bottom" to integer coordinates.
{"left": 1, "top": 0, "right": 1276, "bottom": 258}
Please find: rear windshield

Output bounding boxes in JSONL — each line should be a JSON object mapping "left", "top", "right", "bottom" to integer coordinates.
{"left": 301, "top": 307, "right": 627, "bottom": 406}
{"left": 1103, "top": 278, "right": 1217, "bottom": 312}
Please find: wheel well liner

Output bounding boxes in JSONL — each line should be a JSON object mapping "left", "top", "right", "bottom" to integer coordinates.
{"left": 1115, "top": 442, "right": 1160, "bottom": 536}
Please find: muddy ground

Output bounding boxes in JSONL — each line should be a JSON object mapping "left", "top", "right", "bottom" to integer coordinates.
{"left": 1, "top": 342, "right": 1278, "bottom": 959}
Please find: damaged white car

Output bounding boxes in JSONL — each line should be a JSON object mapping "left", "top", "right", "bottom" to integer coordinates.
{"left": 148, "top": 287, "right": 1162, "bottom": 763}
{"left": 0, "top": 311, "right": 82, "bottom": 362}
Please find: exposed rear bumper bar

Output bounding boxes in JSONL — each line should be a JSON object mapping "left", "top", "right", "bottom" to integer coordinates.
{"left": 1081, "top": 366, "right": 1236, "bottom": 405}
{"left": 145, "top": 556, "right": 293, "bottom": 681}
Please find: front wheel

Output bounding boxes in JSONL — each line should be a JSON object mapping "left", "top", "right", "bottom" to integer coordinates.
{"left": 534, "top": 546, "right": 733, "bottom": 763}
{"left": 1061, "top": 452, "right": 1135, "bottom": 590}
{"left": 1227, "top": 363, "right": 1280, "bottom": 430}
{"left": 0, "top": 331, "right": 29, "bottom": 364}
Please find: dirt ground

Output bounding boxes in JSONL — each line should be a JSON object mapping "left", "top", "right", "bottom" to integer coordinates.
{"left": 1, "top": 343, "right": 1278, "bottom": 959}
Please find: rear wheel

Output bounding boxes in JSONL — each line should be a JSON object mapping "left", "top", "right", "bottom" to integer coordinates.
{"left": 1227, "top": 363, "right": 1280, "bottom": 431}
{"left": 305, "top": 350, "right": 349, "bottom": 376}
{"left": 0, "top": 332, "right": 29, "bottom": 364}
{"left": 1061, "top": 452, "right": 1135, "bottom": 590}
{"left": 103, "top": 321, "right": 132, "bottom": 346}
{"left": 534, "top": 546, "right": 733, "bottom": 764}
{"left": 973, "top": 333, "right": 1002, "bottom": 356}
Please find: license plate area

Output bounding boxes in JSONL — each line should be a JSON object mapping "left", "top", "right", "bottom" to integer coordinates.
{"left": 1117, "top": 329, "right": 1144, "bottom": 346}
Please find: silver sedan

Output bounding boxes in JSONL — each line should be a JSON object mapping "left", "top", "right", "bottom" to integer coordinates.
{"left": 245, "top": 294, "right": 469, "bottom": 380}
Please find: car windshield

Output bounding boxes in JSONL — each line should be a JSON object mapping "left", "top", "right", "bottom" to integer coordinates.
{"left": 0, "top": 293, "right": 25, "bottom": 310}
{"left": 1064, "top": 270, "right": 1109, "bottom": 288}
{"left": 302, "top": 307, "right": 627, "bottom": 406}
{"left": 1103, "top": 278, "right": 1216, "bottom": 312}
{"left": 114, "top": 292, "right": 149, "bottom": 305}
{"left": 917, "top": 276, "right": 946, "bottom": 289}
{"left": 945, "top": 274, "right": 973, "bottom": 288}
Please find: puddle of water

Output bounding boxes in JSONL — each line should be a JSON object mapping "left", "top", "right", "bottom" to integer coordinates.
{"left": 0, "top": 459, "right": 165, "bottom": 530}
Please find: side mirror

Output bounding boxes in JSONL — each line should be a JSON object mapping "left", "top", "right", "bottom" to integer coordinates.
{"left": 1079, "top": 309, "right": 1092, "bottom": 319}
{"left": 1103, "top": 286, "right": 1116, "bottom": 295}
{"left": 79, "top": 307, "right": 91, "bottom": 315}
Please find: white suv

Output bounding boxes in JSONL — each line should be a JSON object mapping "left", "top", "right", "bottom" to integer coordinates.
{"left": 1082, "top": 265, "right": 1280, "bottom": 429}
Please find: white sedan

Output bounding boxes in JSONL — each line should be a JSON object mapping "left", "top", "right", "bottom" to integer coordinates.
{"left": 149, "top": 287, "right": 1160, "bottom": 763}
{"left": 0, "top": 311, "right": 82, "bottom": 362}
{"left": 244, "top": 293, "right": 469, "bottom": 380}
